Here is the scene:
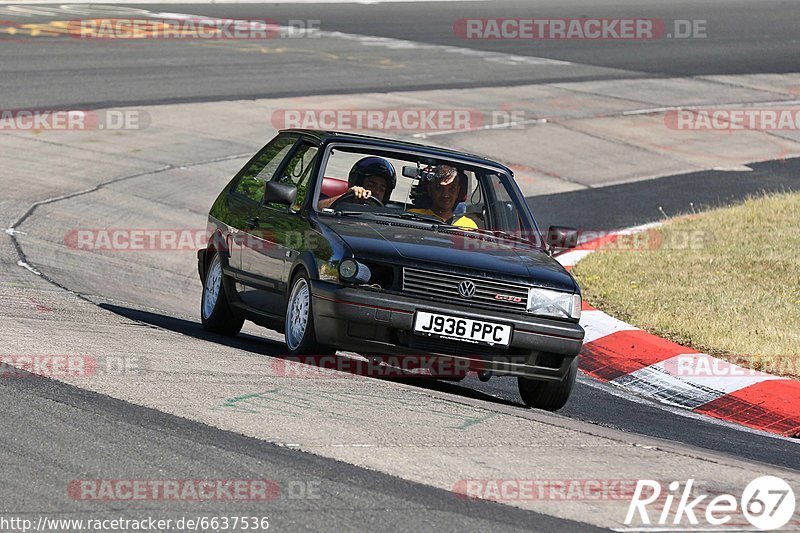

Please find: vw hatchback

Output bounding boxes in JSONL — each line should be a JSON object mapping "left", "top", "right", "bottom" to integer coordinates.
{"left": 198, "top": 130, "right": 584, "bottom": 410}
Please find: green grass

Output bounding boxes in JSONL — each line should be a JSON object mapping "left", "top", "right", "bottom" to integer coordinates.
{"left": 573, "top": 192, "right": 800, "bottom": 378}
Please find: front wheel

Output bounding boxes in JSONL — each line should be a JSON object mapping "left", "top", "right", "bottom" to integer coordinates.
{"left": 518, "top": 356, "right": 578, "bottom": 411}
{"left": 285, "top": 271, "right": 333, "bottom": 355}
{"left": 201, "top": 252, "right": 244, "bottom": 336}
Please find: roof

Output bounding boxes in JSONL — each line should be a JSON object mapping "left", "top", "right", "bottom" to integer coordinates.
{"left": 279, "top": 129, "right": 513, "bottom": 175}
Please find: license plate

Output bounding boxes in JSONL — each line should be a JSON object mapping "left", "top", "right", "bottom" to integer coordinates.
{"left": 413, "top": 311, "right": 512, "bottom": 347}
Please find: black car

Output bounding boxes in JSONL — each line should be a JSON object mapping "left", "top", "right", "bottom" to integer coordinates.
{"left": 198, "top": 130, "right": 584, "bottom": 410}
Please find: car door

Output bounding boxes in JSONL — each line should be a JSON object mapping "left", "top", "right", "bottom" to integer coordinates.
{"left": 228, "top": 134, "right": 298, "bottom": 308}
{"left": 242, "top": 140, "right": 320, "bottom": 314}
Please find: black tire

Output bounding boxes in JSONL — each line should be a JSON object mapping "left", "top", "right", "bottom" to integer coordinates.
{"left": 200, "top": 252, "right": 244, "bottom": 336}
{"left": 285, "top": 270, "right": 334, "bottom": 355}
{"left": 518, "top": 356, "right": 578, "bottom": 411}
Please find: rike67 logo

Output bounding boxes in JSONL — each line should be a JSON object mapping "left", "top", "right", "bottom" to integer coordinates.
{"left": 625, "top": 476, "right": 796, "bottom": 530}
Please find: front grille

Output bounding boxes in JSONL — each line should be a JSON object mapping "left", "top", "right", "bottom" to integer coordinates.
{"left": 402, "top": 267, "right": 529, "bottom": 313}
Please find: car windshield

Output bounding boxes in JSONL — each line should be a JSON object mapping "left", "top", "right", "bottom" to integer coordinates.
{"left": 315, "top": 145, "right": 542, "bottom": 247}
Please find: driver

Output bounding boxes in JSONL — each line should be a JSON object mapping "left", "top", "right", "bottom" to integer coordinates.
{"left": 409, "top": 165, "right": 478, "bottom": 229}
{"left": 318, "top": 157, "right": 396, "bottom": 209}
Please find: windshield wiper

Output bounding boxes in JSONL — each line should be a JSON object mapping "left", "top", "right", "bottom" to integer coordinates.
{"left": 323, "top": 210, "right": 443, "bottom": 225}
{"left": 322, "top": 208, "right": 372, "bottom": 217}
{"left": 372, "top": 212, "right": 443, "bottom": 225}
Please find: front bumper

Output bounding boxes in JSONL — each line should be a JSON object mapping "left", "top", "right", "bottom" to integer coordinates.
{"left": 310, "top": 280, "right": 584, "bottom": 382}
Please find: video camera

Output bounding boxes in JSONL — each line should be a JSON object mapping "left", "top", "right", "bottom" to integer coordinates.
{"left": 401, "top": 161, "right": 438, "bottom": 182}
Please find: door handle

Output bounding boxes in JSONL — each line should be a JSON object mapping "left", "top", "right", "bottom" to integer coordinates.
{"left": 246, "top": 217, "right": 259, "bottom": 229}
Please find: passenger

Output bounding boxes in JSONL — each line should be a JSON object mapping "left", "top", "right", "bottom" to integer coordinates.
{"left": 318, "top": 157, "right": 396, "bottom": 209}
{"left": 409, "top": 165, "right": 478, "bottom": 229}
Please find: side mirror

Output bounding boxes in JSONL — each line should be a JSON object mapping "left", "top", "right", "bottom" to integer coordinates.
{"left": 264, "top": 181, "right": 297, "bottom": 206}
{"left": 546, "top": 226, "right": 579, "bottom": 250}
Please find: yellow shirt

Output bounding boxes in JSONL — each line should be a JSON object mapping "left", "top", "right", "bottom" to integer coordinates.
{"left": 409, "top": 208, "right": 478, "bottom": 230}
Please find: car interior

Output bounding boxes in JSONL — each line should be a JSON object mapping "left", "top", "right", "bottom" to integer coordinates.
{"left": 314, "top": 148, "right": 532, "bottom": 233}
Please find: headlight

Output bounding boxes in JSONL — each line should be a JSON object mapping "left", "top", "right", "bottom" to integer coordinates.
{"left": 527, "top": 287, "right": 581, "bottom": 320}
{"left": 338, "top": 259, "right": 371, "bottom": 284}
{"left": 339, "top": 259, "right": 358, "bottom": 279}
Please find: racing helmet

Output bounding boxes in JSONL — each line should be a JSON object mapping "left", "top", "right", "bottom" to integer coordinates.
{"left": 347, "top": 157, "right": 397, "bottom": 203}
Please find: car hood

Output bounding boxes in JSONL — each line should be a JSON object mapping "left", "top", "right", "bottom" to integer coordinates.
{"left": 323, "top": 217, "right": 577, "bottom": 293}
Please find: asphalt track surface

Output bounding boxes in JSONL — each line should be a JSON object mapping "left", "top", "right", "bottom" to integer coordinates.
{"left": 2, "top": 1, "right": 800, "bottom": 529}
{"left": 0, "top": 0, "right": 799, "bottom": 109}
{"left": 1, "top": 366, "right": 595, "bottom": 532}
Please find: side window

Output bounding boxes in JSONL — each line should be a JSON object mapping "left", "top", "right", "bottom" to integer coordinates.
{"left": 233, "top": 136, "right": 296, "bottom": 203}
{"left": 486, "top": 174, "right": 523, "bottom": 234}
{"left": 271, "top": 142, "right": 319, "bottom": 211}
{"left": 463, "top": 170, "right": 486, "bottom": 229}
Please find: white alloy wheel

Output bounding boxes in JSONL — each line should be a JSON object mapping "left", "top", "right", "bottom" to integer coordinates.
{"left": 202, "top": 254, "right": 223, "bottom": 320}
{"left": 286, "top": 277, "right": 310, "bottom": 350}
